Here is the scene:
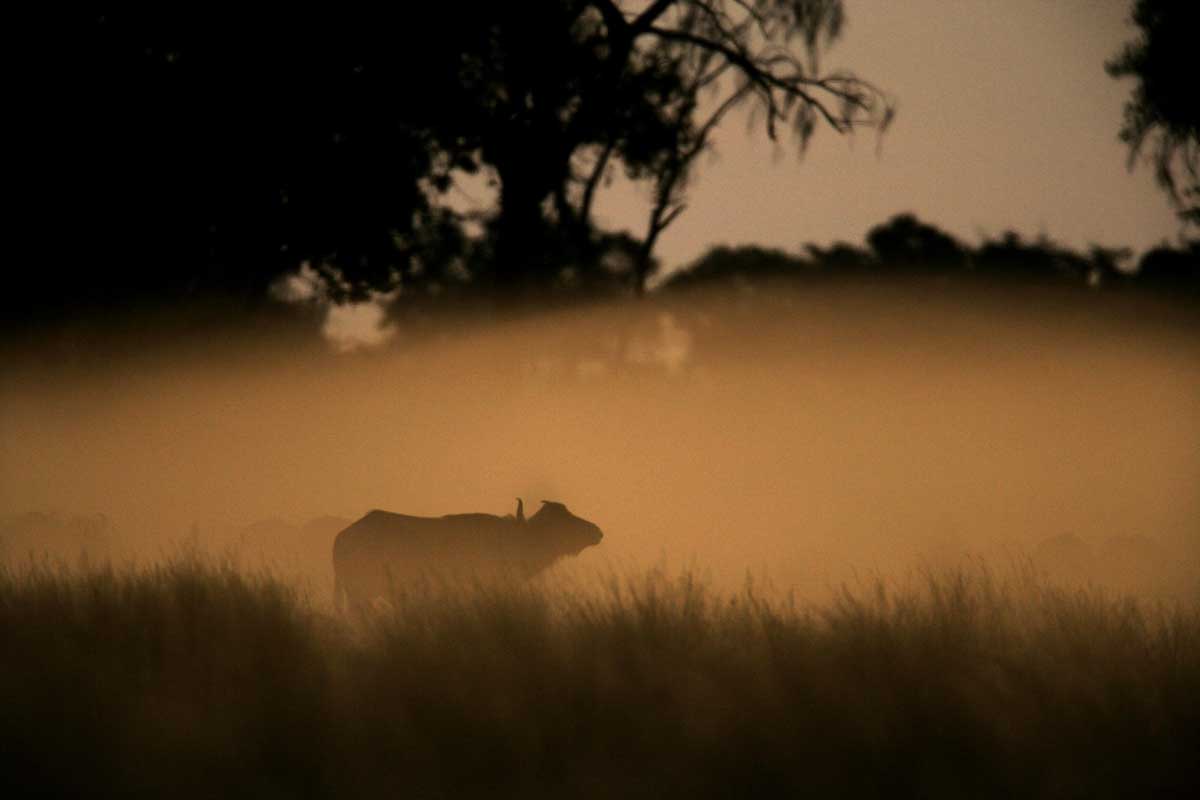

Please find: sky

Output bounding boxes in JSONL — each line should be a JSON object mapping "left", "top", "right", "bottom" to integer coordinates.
{"left": 583, "top": 0, "right": 1185, "bottom": 273}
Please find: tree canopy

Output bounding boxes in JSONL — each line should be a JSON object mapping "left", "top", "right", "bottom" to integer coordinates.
{"left": 453, "top": 1, "right": 892, "bottom": 293}
{"left": 1107, "top": 0, "right": 1199, "bottom": 228}
{"left": 12, "top": 3, "right": 890, "bottom": 320}
{"left": 14, "top": 10, "right": 474, "bottom": 315}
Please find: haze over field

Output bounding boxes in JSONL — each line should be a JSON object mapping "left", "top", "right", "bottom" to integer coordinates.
{"left": 4, "top": 284, "right": 1197, "bottom": 599}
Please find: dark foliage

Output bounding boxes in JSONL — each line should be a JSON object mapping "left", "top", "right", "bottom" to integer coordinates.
{"left": 11, "top": 3, "right": 890, "bottom": 323}
{"left": 1107, "top": 0, "right": 1199, "bottom": 226}
{"left": 866, "top": 213, "right": 968, "bottom": 272}
{"left": 663, "top": 212, "right": 1197, "bottom": 294}
{"left": 12, "top": 10, "right": 467, "bottom": 320}
{"left": 667, "top": 244, "right": 816, "bottom": 287}
{"left": 1137, "top": 241, "right": 1200, "bottom": 291}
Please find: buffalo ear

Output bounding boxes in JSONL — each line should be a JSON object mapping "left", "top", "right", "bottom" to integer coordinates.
{"left": 516, "top": 498, "right": 525, "bottom": 524}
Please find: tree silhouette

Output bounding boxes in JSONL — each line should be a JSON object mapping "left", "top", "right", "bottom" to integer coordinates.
{"left": 14, "top": 10, "right": 471, "bottom": 321}
{"left": 1107, "top": 0, "right": 1199, "bottom": 228}
{"left": 865, "top": 214, "right": 968, "bottom": 272}
{"left": 419, "top": 1, "right": 892, "bottom": 294}
{"left": 13, "top": 4, "right": 890, "bottom": 320}
{"left": 971, "top": 231, "right": 1091, "bottom": 283}
{"left": 661, "top": 212, "right": 1182, "bottom": 292}
{"left": 1136, "top": 241, "right": 1200, "bottom": 290}
{"left": 665, "top": 244, "right": 811, "bottom": 289}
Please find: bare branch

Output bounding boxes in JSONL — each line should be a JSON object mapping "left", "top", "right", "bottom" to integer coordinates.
{"left": 632, "top": 0, "right": 684, "bottom": 31}
{"left": 730, "top": 0, "right": 770, "bottom": 32}
{"left": 580, "top": 139, "right": 618, "bottom": 227}
{"left": 657, "top": 202, "right": 688, "bottom": 234}
{"left": 586, "top": 0, "right": 630, "bottom": 37}
{"left": 644, "top": 25, "right": 784, "bottom": 130}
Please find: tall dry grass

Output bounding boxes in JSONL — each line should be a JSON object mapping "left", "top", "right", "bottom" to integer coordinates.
{"left": 1, "top": 556, "right": 1196, "bottom": 798}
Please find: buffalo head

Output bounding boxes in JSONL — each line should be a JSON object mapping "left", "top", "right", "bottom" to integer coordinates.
{"left": 524, "top": 500, "right": 603, "bottom": 556}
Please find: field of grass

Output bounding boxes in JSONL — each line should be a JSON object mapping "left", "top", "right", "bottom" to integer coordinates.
{"left": 1, "top": 556, "right": 1197, "bottom": 799}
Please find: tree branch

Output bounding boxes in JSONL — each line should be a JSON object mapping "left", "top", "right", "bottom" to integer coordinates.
{"left": 632, "top": 0, "right": 683, "bottom": 32}
{"left": 580, "top": 138, "right": 618, "bottom": 228}
{"left": 647, "top": 25, "right": 859, "bottom": 135}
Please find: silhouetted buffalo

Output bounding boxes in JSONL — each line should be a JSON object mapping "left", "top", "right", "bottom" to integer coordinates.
{"left": 332, "top": 499, "right": 602, "bottom": 611}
